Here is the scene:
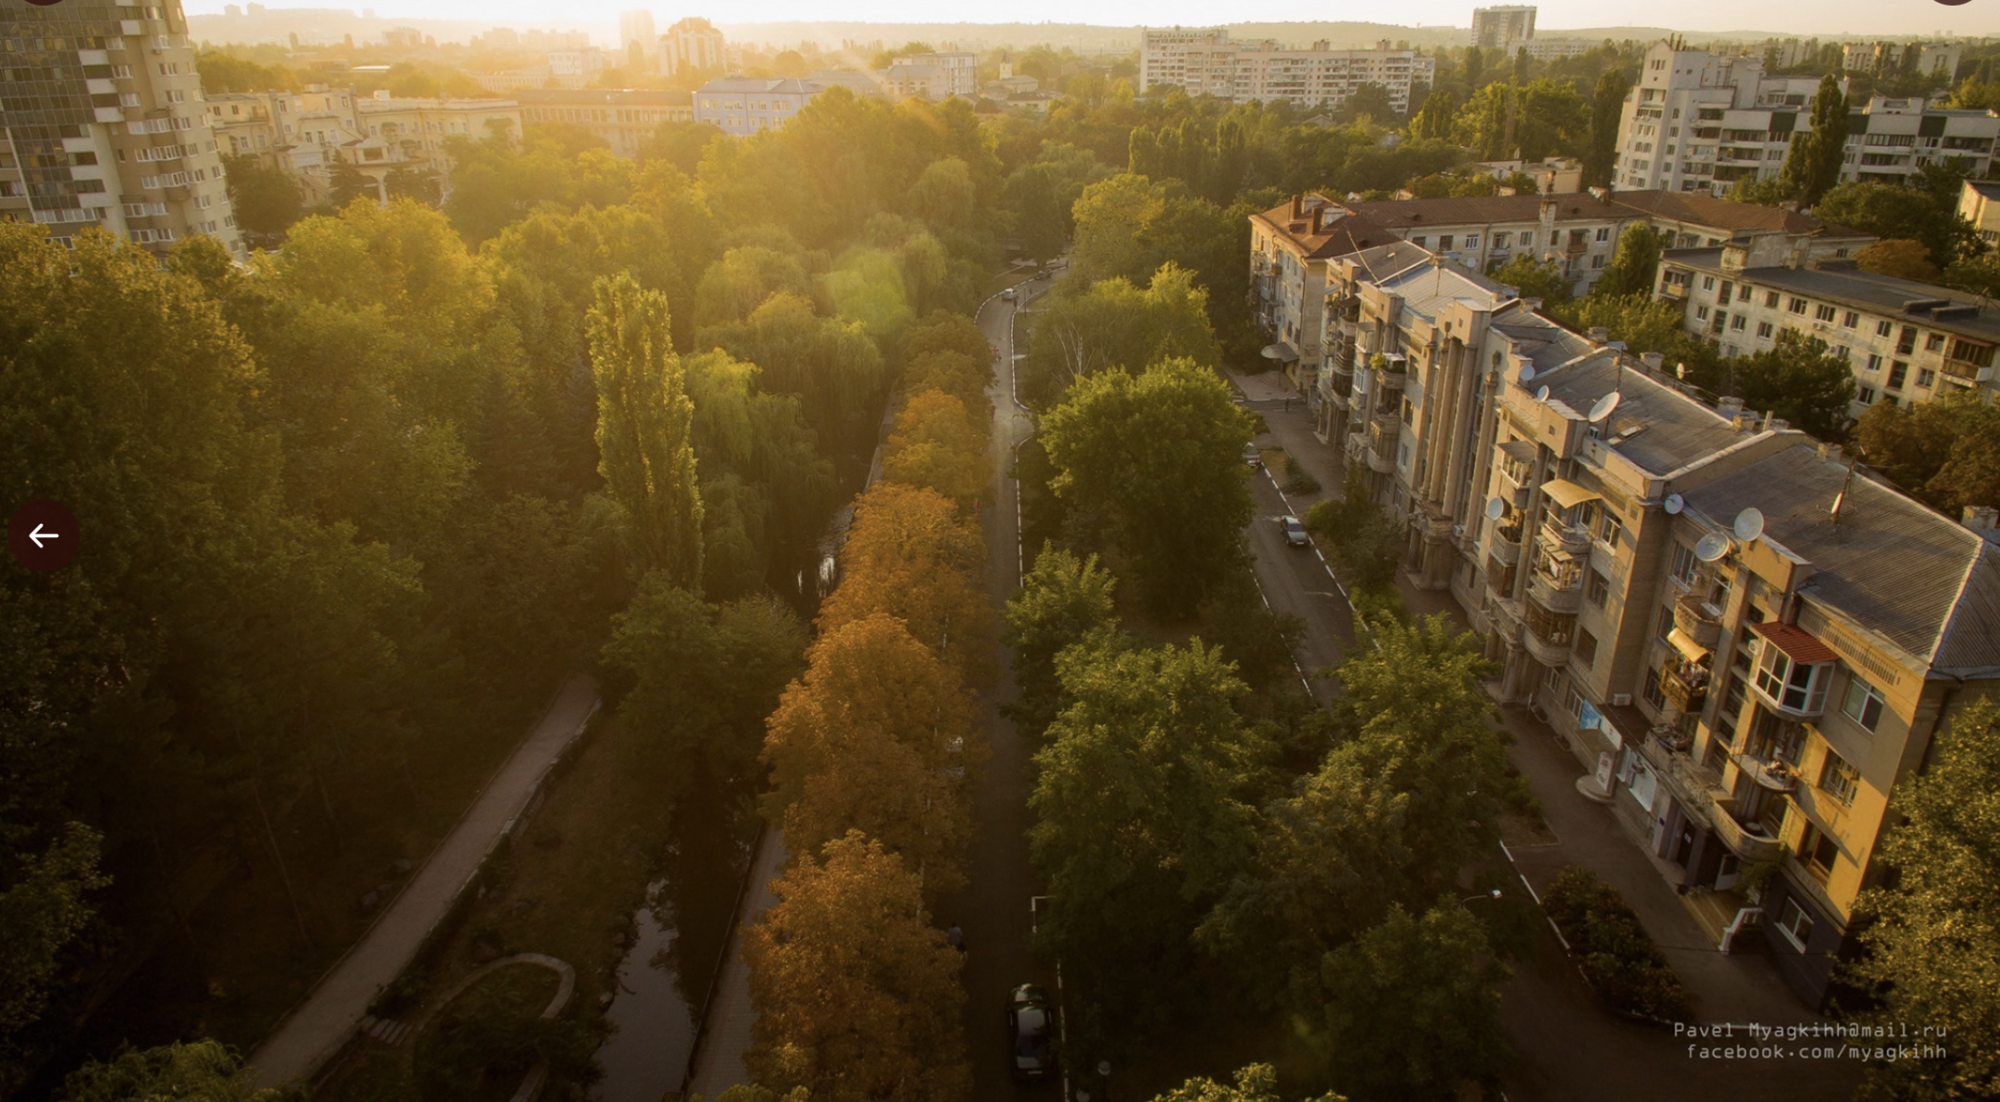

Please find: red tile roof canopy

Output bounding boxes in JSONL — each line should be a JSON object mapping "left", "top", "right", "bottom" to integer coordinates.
{"left": 1750, "top": 621, "right": 1839, "bottom": 665}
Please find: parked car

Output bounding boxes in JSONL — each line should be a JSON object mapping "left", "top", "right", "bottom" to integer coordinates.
{"left": 1007, "top": 984, "right": 1056, "bottom": 1080}
{"left": 1242, "top": 444, "right": 1263, "bottom": 469}
{"left": 1278, "top": 514, "right": 1310, "bottom": 547}
{"left": 1001, "top": 287, "right": 1017, "bottom": 301}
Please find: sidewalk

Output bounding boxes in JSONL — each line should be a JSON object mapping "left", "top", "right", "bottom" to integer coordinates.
{"left": 1227, "top": 366, "right": 1816, "bottom": 1025}
{"left": 248, "top": 674, "right": 602, "bottom": 1089}
{"left": 683, "top": 828, "right": 788, "bottom": 1099}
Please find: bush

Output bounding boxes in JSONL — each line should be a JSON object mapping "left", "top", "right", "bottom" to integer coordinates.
{"left": 1541, "top": 866, "right": 1693, "bottom": 1022}
{"left": 1282, "top": 455, "right": 1321, "bottom": 495}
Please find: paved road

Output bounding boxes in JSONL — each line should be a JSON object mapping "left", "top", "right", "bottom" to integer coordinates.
{"left": 941, "top": 271, "right": 1057, "bottom": 1100}
{"left": 248, "top": 674, "right": 602, "bottom": 1089}
{"left": 1242, "top": 461, "right": 1355, "bottom": 705}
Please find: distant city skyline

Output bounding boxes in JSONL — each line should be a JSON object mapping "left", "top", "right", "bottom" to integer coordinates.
{"left": 182, "top": 1, "right": 1998, "bottom": 39}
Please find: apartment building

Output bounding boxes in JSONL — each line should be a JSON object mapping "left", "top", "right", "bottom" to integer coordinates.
{"left": 1475, "top": 156, "right": 1583, "bottom": 194}
{"left": 693, "top": 78, "right": 824, "bottom": 137}
{"left": 353, "top": 92, "right": 521, "bottom": 194}
{"left": 879, "top": 52, "right": 977, "bottom": 101}
{"left": 661, "top": 17, "right": 726, "bottom": 80}
{"left": 1315, "top": 238, "right": 2000, "bottom": 1006}
{"left": 514, "top": 89, "right": 694, "bottom": 159}
{"left": 1957, "top": 178, "right": 2000, "bottom": 245}
{"left": 1841, "top": 40, "right": 1963, "bottom": 79}
{"left": 1657, "top": 238, "right": 2000, "bottom": 416}
{"left": 546, "top": 48, "right": 608, "bottom": 89}
{"left": 1249, "top": 193, "right": 1400, "bottom": 403}
{"left": 618, "top": 9, "right": 656, "bottom": 69}
{"left": 1615, "top": 41, "right": 2000, "bottom": 196}
{"left": 1139, "top": 28, "right": 1435, "bottom": 115}
{"left": 0, "top": 0, "right": 241, "bottom": 256}
{"left": 1470, "top": 5, "right": 1536, "bottom": 50}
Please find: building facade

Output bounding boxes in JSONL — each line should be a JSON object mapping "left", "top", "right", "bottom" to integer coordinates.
{"left": 1656, "top": 239, "right": 2000, "bottom": 415}
{"left": 1615, "top": 41, "right": 2000, "bottom": 195}
{"left": 619, "top": 9, "right": 656, "bottom": 69}
{"left": 880, "top": 52, "right": 977, "bottom": 100}
{"left": 514, "top": 89, "right": 693, "bottom": 159}
{"left": 1470, "top": 5, "right": 1537, "bottom": 50}
{"left": 693, "top": 78, "right": 823, "bottom": 136}
{"left": 1314, "top": 237, "right": 2000, "bottom": 1007}
{"left": 1139, "top": 28, "right": 1435, "bottom": 115}
{"left": 1956, "top": 178, "right": 2000, "bottom": 246}
{"left": 661, "top": 17, "right": 726, "bottom": 80}
{"left": 1, "top": 0, "right": 241, "bottom": 256}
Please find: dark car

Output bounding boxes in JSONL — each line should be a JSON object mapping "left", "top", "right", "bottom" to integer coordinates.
{"left": 1008, "top": 983, "right": 1056, "bottom": 1080}
{"left": 1278, "top": 514, "right": 1310, "bottom": 547}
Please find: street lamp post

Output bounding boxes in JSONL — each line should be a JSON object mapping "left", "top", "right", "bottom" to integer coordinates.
{"left": 1461, "top": 888, "right": 1503, "bottom": 907}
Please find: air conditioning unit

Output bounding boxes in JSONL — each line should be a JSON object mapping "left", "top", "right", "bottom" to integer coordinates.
{"left": 1611, "top": 693, "right": 1634, "bottom": 707}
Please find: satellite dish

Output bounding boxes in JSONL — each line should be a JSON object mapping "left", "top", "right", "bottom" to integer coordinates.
{"left": 1664, "top": 493, "right": 1684, "bottom": 515}
{"left": 1485, "top": 497, "right": 1507, "bottom": 521}
{"left": 1535, "top": 385, "right": 1551, "bottom": 403}
{"left": 1518, "top": 363, "right": 1537, "bottom": 384}
{"left": 1733, "top": 507, "right": 1766, "bottom": 543}
{"left": 1588, "top": 391, "right": 1623, "bottom": 424}
{"left": 1694, "top": 533, "right": 1731, "bottom": 562}
{"left": 1675, "top": 361, "right": 1687, "bottom": 380}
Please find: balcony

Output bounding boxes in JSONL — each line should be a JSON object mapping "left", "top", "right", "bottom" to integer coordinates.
{"left": 1660, "top": 654, "right": 1709, "bottom": 714}
{"left": 1521, "top": 595, "right": 1574, "bottom": 666}
{"left": 1673, "top": 594, "right": 1723, "bottom": 649}
{"left": 1366, "top": 415, "right": 1398, "bottom": 473}
{"left": 1734, "top": 753, "right": 1798, "bottom": 792}
{"left": 1659, "top": 281, "right": 1688, "bottom": 300}
{"left": 1527, "top": 558, "right": 1583, "bottom": 615}
{"left": 1711, "top": 803, "right": 1783, "bottom": 862}
{"left": 1489, "top": 522, "right": 1524, "bottom": 567}
{"left": 1538, "top": 515, "right": 1590, "bottom": 556}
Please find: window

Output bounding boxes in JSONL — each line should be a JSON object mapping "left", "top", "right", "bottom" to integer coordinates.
{"left": 1439, "top": 234, "right": 1454, "bottom": 251}
{"left": 1841, "top": 310, "right": 1858, "bottom": 328}
{"left": 1586, "top": 568, "right": 1609, "bottom": 608}
{"left": 1897, "top": 326, "right": 1917, "bottom": 355}
{"left": 1814, "top": 304, "right": 1836, "bottom": 322}
{"left": 1766, "top": 291, "right": 1781, "bottom": 308}
{"left": 1926, "top": 333, "right": 1945, "bottom": 352}
{"left": 1755, "top": 644, "right": 1831, "bottom": 715}
{"left": 1918, "top": 367, "right": 1937, "bottom": 388}
{"left": 1731, "top": 315, "right": 1747, "bottom": 330}
{"left": 1840, "top": 676, "right": 1885, "bottom": 731}
{"left": 1798, "top": 823, "right": 1839, "bottom": 882}
{"left": 1756, "top": 321, "right": 1774, "bottom": 338}
{"left": 1820, "top": 751, "right": 1860, "bottom": 805}
{"left": 1702, "top": 276, "right": 1717, "bottom": 291}
{"left": 1643, "top": 666, "right": 1667, "bottom": 710}
{"left": 1519, "top": 232, "right": 1535, "bottom": 247}
{"left": 1776, "top": 896, "right": 1815, "bottom": 950}
{"left": 1858, "top": 386, "right": 1877, "bottom": 403}
{"left": 1464, "top": 234, "right": 1480, "bottom": 249}
{"left": 1877, "top": 320, "right": 1893, "bottom": 337}
{"left": 1596, "top": 226, "right": 1611, "bottom": 242}
{"left": 1591, "top": 255, "right": 1605, "bottom": 269}
{"left": 1787, "top": 297, "right": 1808, "bottom": 315}
{"left": 1655, "top": 603, "right": 1675, "bottom": 644}
{"left": 1738, "top": 285, "right": 1752, "bottom": 303}
{"left": 1696, "top": 305, "right": 1710, "bottom": 321}
{"left": 1494, "top": 231, "right": 1511, "bottom": 248}
{"left": 1575, "top": 629, "right": 1599, "bottom": 668}
{"left": 1411, "top": 236, "right": 1427, "bottom": 248}
{"left": 1887, "top": 362, "right": 1908, "bottom": 390}
{"left": 1865, "top": 353, "right": 1883, "bottom": 372}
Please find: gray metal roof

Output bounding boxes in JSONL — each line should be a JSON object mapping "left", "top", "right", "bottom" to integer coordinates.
{"left": 1663, "top": 249, "right": 2000, "bottom": 346}
{"left": 1680, "top": 443, "right": 2000, "bottom": 670}
{"left": 1532, "top": 352, "right": 1745, "bottom": 477}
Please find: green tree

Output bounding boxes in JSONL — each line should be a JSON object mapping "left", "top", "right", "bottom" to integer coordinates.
{"left": 1149, "top": 1064, "right": 1346, "bottom": 1102}
{"left": 1304, "top": 464, "right": 1404, "bottom": 592}
{"left": 1409, "top": 88, "right": 1457, "bottom": 141}
{"left": 194, "top": 49, "right": 302, "bottom": 94}
{"left": 588, "top": 273, "right": 704, "bottom": 589}
{"left": 1590, "top": 224, "right": 1664, "bottom": 300}
{"left": 1005, "top": 164, "right": 1069, "bottom": 266}
{"left": 1040, "top": 357, "right": 1253, "bottom": 614}
{"left": 1814, "top": 180, "right": 1978, "bottom": 270}
{"left": 1021, "top": 263, "right": 1222, "bottom": 406}
{"left": 1728, "top": 329, "right": 1857, "bottom": 440}
{"left": 57, "top": 1039, "right": 300, "bottom": 1102}
{"left": 0, "top": 823, "right": 109, "bottom": 1037}
{"left": 1854, "top": 237, "right": 1942, "bottom": 281}
{"left": 697, "top": 292, "right": 887, "bottom": 461}
{"left": 1777, "top": 74, "right": 1848, "bottom": 206}
{"left": 221, "top": 154, "right": 303, "bottom": 247}
{"left": 1488, "top": 253, "right": 1572, "bottom": 306}
{"left": 1583, "top": 68, "right": 1632, "bottom": 187}
{"left": 1848, "top": 699, "right": 2000, "bottom": 1102}
{"left": 692, "top": 246, "right": 813, "bottom": 330}
{"left": 880, "top": 389, "right": 987, "bottom": 507}
{"left": 1852, "top": 390, "right": 2000, "bottom": 515}
{"left": 1314, "top": 904, "right": 1508, "bottom": 1101}
{"left": 1002, "top": 545, "right": 1119, "bottom": 739}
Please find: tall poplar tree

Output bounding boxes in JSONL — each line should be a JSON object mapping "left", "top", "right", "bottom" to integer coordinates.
{"left": 1777, "top": 73, "right": 1848, "bottom": 206}
{"left": 588, "top": 273, "right": 704, "bottom": 591}
{"left": 1584, "top": 68, "right": 1632, "bottom": 187}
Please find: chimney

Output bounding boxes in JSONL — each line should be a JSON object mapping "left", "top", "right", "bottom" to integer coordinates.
{"left": 1732, "top": 412, "right": 1760, "bottom": 433}
{"left": 1817, "top": 442, "right": 1844, "bottom": 464}
{"left": 1523, "top": 297, "right": 1544, "bottom": 312}
{"left": 1588, "top": 326, "right": 1610, "bottom": 343}
{"left": 1313, "top": 205, "right": 1328, "bottom": 235}
{"left": 1292, "top": 193, "right": 1304, "bottom": 218}
{"left": 1716, "top": 395, "right": 1745, "bottom": 416}
{"left": 1964, "top": 505, "right": 2000, "bottom": 530}
{"left": 1767, "top": 417, "right": 1790, "bottom": 432}
{"left": 1640, "top": 351, "right": 1664, "bottom": 373}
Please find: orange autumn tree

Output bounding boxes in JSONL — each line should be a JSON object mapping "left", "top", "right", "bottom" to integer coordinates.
{"left": 881, "top": 388, "right": 988, "bottom": 507}
{"left": 744, "top": 831, "right": 969, "bottom": 1102}
{"left": 760, "top": 613, "right": 980, "bottom": 899}
{"left": 817, "top": 482, "right": 994, "bottom": 686}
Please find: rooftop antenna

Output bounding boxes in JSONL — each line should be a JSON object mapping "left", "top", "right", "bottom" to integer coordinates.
{"left": 1664, "top": 492, "right": 1685, "bottom": 515}
{"left": 1588, "top": 390, "right": 1622, "bottom": 424}
{"left": 1829, "top": 460, "right": 1855, "bottom": 528}
{"left": 1733, "top": 507, "right": 1766, "bottom": 543}
{"left": 1694, "top": 532, "right": 1731, "bottom": 562}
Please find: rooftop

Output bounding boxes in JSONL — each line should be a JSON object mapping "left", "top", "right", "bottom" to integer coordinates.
{"left": 1610, "top": 189, "right": 1870, "bottom": 239}
{"left": 1349, "top": 193, "right": 1626, "bottom": 228}
{"left": 513, "top": 89, "right": 693, "bottom": 106}
{"left": 1252, "top": 196, "right": 1400, "bottom": 260}
{"left": 696, "top": 78, "right": 823, "bottom": 95}
{"left": 1681, "top": 442, "right": 2000, "bottom": 671}
{"left": 1662, "top": 248, "right": 2000, "bottom": 346}
{"left": 1526, "top": 349, "right": 1749, "bottom": 477}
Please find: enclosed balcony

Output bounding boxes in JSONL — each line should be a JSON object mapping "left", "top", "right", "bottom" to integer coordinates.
{"left": 1749, "top": 622, "right": 1835, "bottom": 718}
{"left": 1489, "top": 520, "right": 1524, "bottom": 567}
{"left": 1527, "top": 552, "right": 1584, "bottom": 615}
{"left": 1660, "top": 653, "right": 1709, "bottom": 714}
{"left": 1521, "top": 593, "right": 1574, "bottom": 666}
{"left": 1673, "top": 594, "right": 1724, "bottom": 649}
{"left": 1365, "top": 414, "right": 1398, "bottom": 473}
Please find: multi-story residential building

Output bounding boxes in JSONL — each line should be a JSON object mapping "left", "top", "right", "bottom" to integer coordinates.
{"left": 1, "top": 0, "right": 241, "bottom": 256}
{"left": 1656, "top": 237, "right": 2000, "bottom": 415}
{"left": 1251, "top": 189, "right": 1870, "bottom": 408}
{"left": 1518, "top": 38, "right": 1597, "bottom": 61}
{"left": 1615, "top": 41, "right": 2000, "bottom": 195}
{"left": 1841, "top": 40, "right": 1963, "bottom": 79}
{"left": 693, "top": 78, "right": 823, "bottom": 137}
{"left": 879, "top": 52, "right": 977, "bottom": 101}
{"left": 1470, "top": 5, "right": 1536, "bottom": 50}
{"left": 619, "top": 9, "right": 657, "bottom": 69}
{"left": 1315, "top": 237, "right": 2000, "bottom": 1007}
{"left": 546, "top": 48, "right": 608, "bottom": 89}
{"left": 514, "top": 89, "right": 694, "bottom": 159}
{"left": 1139, "top": 28, "right": 1435, "bottom": 115}
{"left": 1475, "top": 156, "right": 1583, "bottom": 194}
{"left": 661, "top": 17, "right": 726, "bottom": 80}
{"left": 473, "top": 68, "right": 554, "bottom": 93}
{"left": 1957, "top": 178, "right": 2000, "bottom": 246}
{"left": 353, "top": 92, "right": 520, "bottom": 194}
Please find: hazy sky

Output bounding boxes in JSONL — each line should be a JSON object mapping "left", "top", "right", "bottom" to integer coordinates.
{"left": 181, "top": 0, "right": 1999, "bottom": 37}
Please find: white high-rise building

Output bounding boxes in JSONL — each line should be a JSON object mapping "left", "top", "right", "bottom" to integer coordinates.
{"left": 619, "top": 10, "right": 657, "bottom": 69}
{"left": 1615, "top": 41, "right": 2000, "bottom": 196}
{"left": 1139, "top": 28, "right": 1434, "bottom": 115}
{"left": 661, "top": 16, "right": 727, "bottom": 80}
{"left": 0, "top": 0, "right": 242, "bottom": 257}
{"left": 1470, "top": 6, "right": 1537, "bottom": 50}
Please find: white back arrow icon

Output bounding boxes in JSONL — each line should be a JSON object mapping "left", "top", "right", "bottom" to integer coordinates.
{"left": 29, "top": 523, "right": 57, "bottom": 549}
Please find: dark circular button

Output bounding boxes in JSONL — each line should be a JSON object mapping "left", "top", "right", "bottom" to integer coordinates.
{"left": 8, "top": 501, "right": 79, "bottom": 572}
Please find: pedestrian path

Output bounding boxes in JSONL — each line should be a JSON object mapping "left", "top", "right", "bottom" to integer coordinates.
{"left": 684, "top": 827, "right": 788, "bottom": 1099}
{"left": 248, "top": 674, "right": 601, "bottom": 1089}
